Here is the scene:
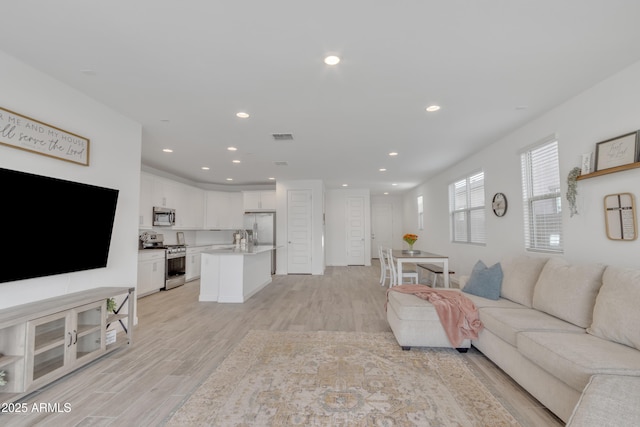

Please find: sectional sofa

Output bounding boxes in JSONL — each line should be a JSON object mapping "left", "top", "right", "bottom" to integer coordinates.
{"left": 457, "top": 256, "right": 640, "bottom": 423}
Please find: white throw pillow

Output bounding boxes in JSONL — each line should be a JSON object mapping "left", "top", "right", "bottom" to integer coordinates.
{"left": 588, "top": 266, "right": 640, "bottom": 350}
{"left": 533, "top": 258, "right": 605, "bottom": 328}
{"left": 500, "top": 256, "right": 548, "bottom": 307}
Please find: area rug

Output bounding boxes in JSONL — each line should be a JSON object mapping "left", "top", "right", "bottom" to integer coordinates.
{"left": 167, "top": 330, "right": 521, "bottom": 426}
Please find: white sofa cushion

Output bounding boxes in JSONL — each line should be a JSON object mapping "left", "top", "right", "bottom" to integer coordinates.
{"left": 532, "top": 258, "right": 605, "bottom": 328}
{"left": 517, "top": 331, "right": 640, "bottom": 392}
{"left": 387, "top": 290, "right": 441, "bottom": 322}
{"left": 567, "top": 374, "right": 640, "bottom": 427}
{"left": 588, "top": 266, "right": 640, "bottom": 350}
{"left": 479, "top": 307, "right": 583, "bottom": 347}
{"left": 462, "top": 292, "right": 526, "bottom": 310}
{"left": 500, "top": 255, "right": 548, "bottom": 307}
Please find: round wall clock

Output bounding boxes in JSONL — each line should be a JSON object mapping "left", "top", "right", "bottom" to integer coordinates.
{"left": 492, "top": 192, "right": 508, "bottom": 217}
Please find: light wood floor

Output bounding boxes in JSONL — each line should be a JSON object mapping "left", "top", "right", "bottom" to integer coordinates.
{"left": 3, "top": 264, "right": 563, "bottom": 426}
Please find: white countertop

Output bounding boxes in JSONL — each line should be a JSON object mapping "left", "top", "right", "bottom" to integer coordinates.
{"left": 202, "top": 245, "right": 278, "bottom": 256}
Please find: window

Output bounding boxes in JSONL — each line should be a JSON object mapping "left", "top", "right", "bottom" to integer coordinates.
{"left": 417, "top": 195, "right": 424, "bottom": 230}
{"left": 520, "top": 138, "right": 563, "bottom": 253}
{"left": 449, "top": 171, "right": 485, "bottom": 244}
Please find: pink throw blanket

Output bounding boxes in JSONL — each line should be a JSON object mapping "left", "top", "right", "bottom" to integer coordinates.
{"left": 387, "top": 285, "right": 483, "bottom": 347}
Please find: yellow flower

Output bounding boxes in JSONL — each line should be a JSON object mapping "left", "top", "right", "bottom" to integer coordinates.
{"left": 403, "top": 234, "right": 418, "bottom": 245}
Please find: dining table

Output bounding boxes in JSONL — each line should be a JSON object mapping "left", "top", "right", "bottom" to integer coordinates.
{"left": 391, "top": 250, "right": 450, "bottom": 288}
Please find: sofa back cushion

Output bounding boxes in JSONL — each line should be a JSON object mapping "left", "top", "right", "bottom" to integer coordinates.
{"left": 532, "top": 258, "right": 605, "bottom": 328}
{"left": 500, "top": 255, "right": 548, "bottom": 307}
{"left": 588, "top": 266, "right": 640, "bottom": 350}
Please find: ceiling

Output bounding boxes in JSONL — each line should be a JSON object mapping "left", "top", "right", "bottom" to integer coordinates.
{"left": 2, "top": 1, "right": 640, "bottom": 194}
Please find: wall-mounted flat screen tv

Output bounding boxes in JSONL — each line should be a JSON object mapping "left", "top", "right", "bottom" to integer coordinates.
{"left": 0, "top": 167, "right": 119, "bottom": 284}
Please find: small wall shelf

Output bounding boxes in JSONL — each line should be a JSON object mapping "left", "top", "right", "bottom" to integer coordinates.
{"left": 576, "top": 162, "right": 640, "bottom": 180}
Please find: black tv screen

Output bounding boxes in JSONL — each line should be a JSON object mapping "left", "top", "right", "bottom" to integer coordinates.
{"left": 0, "top": 167, "right": 119, "bottom": 283}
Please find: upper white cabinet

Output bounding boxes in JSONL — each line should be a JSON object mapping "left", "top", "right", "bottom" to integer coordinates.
{"left": 174, "top": 185, "right": 204, "bottom": 229}
{"left": 204, "top": 191, "right": 243, "bottom": 229}
{"left": 243, "top": 190, "right": 276, "bottom": 211}
{"left": 139, "top": 173, "right": 204, "bottom": 230}
{"left": 139, "top": 173, "right": 154, "bottom": 228}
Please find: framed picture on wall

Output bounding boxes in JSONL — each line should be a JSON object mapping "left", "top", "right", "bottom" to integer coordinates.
{"left": 594, "top": 131, "right": 639, "bottom": 171}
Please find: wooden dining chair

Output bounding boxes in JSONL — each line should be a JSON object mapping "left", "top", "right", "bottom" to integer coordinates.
{"left": 386, "top": 248, "right": 418, "bottom": 286}
{"left": 379, "top": 246, "right": 392, "bottom": 287}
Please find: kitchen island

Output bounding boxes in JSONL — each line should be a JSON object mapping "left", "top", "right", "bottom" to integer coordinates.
{"left": 199, "top": 245, "right": 277, "bottom": 303}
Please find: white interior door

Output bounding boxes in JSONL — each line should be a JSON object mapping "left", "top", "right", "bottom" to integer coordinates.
{"left": 287, "top": 189, "right": 312, "bottom": 274}
{"left": 371, "top": 202, "right": 393, "bottom": 258}
{"left": 346, "top": 196, "right": 366, "bottom": 265}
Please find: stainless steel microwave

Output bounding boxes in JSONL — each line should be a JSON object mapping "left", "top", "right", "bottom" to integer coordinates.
{"left": 153, "top": 207, "right": 175, "bottom": 226}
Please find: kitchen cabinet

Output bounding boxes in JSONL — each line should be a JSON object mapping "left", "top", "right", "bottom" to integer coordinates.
{"left": 204, "top": 191, "right": 243, "bottom": 229}
{"left": 137, "top": 250, "right": 165, "bottom": 297}
{"left": 174, "top": 185, "right": 204, "bottom": 229}
{"left": 139, "top": 173, "right": 154, "bottom": 228}
{"left": 186, "top": 246, "right": 209, "bottom": 282}
{"left": 140, "top": 172, "right": 205, "bottom": 230}
{"left": 243, "top": 190, "right": 276, "bottom": 211}
{"left": 0, "top": 287, "right": 134, "bottom": 404}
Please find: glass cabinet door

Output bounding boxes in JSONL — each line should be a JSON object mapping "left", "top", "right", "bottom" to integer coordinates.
{"left": 28, "top": 312, "right": 69, "bottom": 386}
{"left": 73, "top": 301, "right": 106, "bottom": 362}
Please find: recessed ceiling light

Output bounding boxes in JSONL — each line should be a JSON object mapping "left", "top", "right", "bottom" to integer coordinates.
{"left": 379, "top": 168, "right": 387, "bottom": 172}
{"left": 226, "top": 178, "right": 233, "bottom": 181}
{"left": 426, "top": 105, "right": 441, "bottom": 112}
{"left": 232, "top": 160, "right": 241, "bottom": 164}
{"left": 324, "top": 55, "right": 340, "bottom": 65}
{"left": 384, "top": 192, "right": 389, "bottom": 195}
{"left": 342, "top": 184, "right": 348, "bottom": 187}
{"left": 162, "top": 148, "right": 173, "bottom": 153}
{"left": 227, "top": 146, "right": 237, "bottom": 151}
{"left": 201, "top": 166, "right": 210, "bottom": 170}
{"left": 389, "top": 152, "right": 398, "bottom": 156}
{"left": 268, "top": 177, "right": 276, "bottom": 180}
{"left": 392, "top": 183, "right": 398, "bottom": 186}
{"left": 236, "top": 112, "right": 250, "bottom": 118}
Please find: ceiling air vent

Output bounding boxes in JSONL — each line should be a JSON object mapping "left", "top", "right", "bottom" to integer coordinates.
{"left": 272, "top": 133, "right": 294, "bottom": 141}
{"left": 274, "top": 161, "right": 289, "bottom": 166}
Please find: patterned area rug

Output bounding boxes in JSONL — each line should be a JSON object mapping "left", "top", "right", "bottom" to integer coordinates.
{"left": 167, "top": 331, "right": 521, "bottom": 426}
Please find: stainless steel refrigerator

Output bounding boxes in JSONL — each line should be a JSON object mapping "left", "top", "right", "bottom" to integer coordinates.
{"left": 243, "top": 212, "right": 276, "bottom": 274}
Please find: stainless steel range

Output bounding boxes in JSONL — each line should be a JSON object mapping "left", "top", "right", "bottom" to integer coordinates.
{"left": 139, "top": 232, "right": 186, "bottom": 290}
{"left": 164, "top": 244, "right": 186, "bottom": 290}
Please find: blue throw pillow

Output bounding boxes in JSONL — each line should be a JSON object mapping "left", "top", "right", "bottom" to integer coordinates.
{"left": 463, "top": 260, "right": 503, "bottom": 300}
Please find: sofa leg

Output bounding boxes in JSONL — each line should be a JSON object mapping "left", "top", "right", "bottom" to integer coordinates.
{"left": 401, "top": 346, "right": 411, "bottom": 351}
{"left": 456, "top": 348, "right": 468, "bottom": 353}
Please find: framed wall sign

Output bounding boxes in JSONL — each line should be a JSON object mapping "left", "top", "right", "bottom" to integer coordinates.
{"left": 604, "top": 193, "right": 637, "bottom": 241}
{"left": 0, "top": 106, "right": 90, "bottom": 166}
{"left": 594, "top": 131, "right": 639, "bottom": 172}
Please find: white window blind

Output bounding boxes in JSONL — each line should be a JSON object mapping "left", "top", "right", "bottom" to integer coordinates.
{"left": 520, "top": 139, "right": 563, "bottom": 253}
{"left": 449, "top": 171, "right": 485, "bottom": 244}
{"left": 417, "top": 195, "right": 424, "bottom": 230}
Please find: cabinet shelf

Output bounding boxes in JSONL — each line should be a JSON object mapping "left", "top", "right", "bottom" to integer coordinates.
{"left": 0, "top": 354, "right": 21, "bottom": 369}
{"left": 576, "top": 162, "right": 640, "bottom": 180}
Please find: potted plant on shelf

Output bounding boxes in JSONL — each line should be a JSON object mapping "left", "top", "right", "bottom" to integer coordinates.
{"left": 0, "top": 370, "right": 7, "bottom": 387}
{"left": 106, "top": 298, "right": 117, "bottom": 313}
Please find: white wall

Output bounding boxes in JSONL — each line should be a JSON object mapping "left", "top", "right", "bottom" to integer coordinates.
{"left": 0, "top": 50, "right": 142, "bottom": 309}
{"left": 325, "top": 189, "right": 371, "bottom": 266}
{"left": 404, "top": 59, "right": 640, "bottom": 277}
{"left": 275, "top": 180, "right": 325, "bottom": 275}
